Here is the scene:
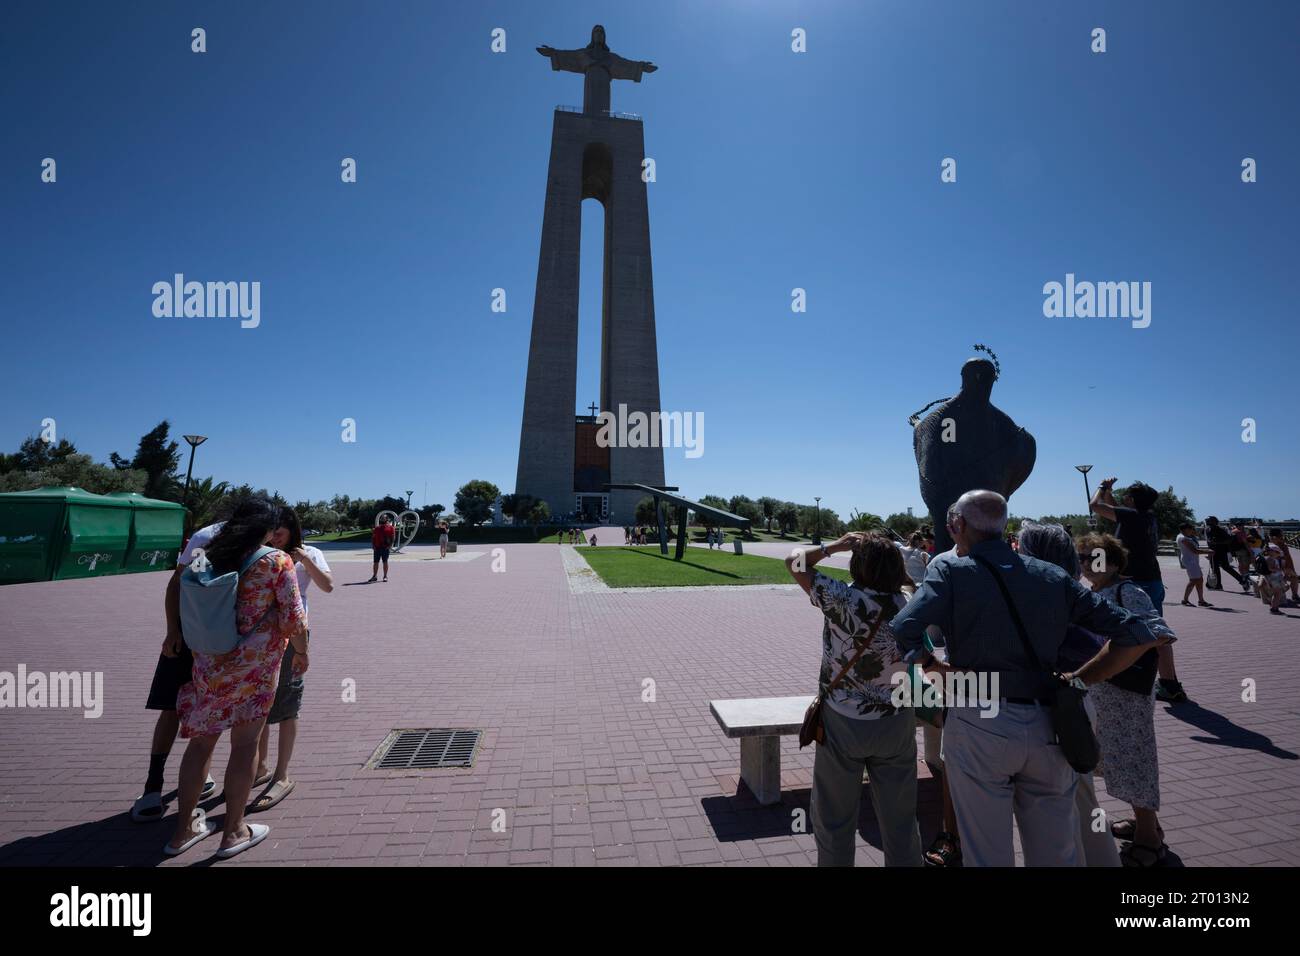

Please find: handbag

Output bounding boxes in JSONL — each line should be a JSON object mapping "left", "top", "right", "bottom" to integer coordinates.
{"left": 799, "top": 615, "right": 886, "bottom": 748}
{"left": 972, "top": 555, "right": 1100, "bottom": 774}
{"left": 1106, "top": 582, "right": 1159, "bottom": 696}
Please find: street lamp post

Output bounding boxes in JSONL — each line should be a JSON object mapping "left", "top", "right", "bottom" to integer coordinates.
{"left": 813, "top": 496, "right": 822, "bottom": 546}
{"left": 1075, "top": 464, "right": 1094, "bottom": 531}
{"left": 181, "top": 435, "right": 208, "bottom": 533}
{"left": 405, "top": 490, "right": 414, "bottom": 509}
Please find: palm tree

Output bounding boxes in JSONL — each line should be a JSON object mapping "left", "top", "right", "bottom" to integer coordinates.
{"left": 186, "top": 477, "right": 230, "bottom": 530}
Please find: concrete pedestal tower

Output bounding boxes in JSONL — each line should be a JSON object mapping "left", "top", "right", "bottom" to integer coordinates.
{"left": 515, "top": 25, "right": 665, "bottom": 524}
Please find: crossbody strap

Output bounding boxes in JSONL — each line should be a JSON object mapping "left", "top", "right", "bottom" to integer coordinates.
{"left": 971, "top": 554, "right": 1047, "bottom": 676}
{"left": 823, "top": 615, "right": 887, "bottom": 695}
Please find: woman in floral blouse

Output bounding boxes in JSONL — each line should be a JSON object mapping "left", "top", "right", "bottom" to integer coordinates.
{"left": 786, "top": 531, "right": 922, "bottom": 867}
{"left": 166, "top": 498, "right": 307, "bottom": 859}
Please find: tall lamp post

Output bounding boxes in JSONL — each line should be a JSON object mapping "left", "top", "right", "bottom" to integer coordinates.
{"left": 1075, "top": 464, "right": 1094, "bottom": 530}
{"left": 813, "top": 496, "right": 822, "bottom": 545}
{"left": 181, "top": 434, "right": 207, "bottom": 533}
{"left": 405, "top": 490, "right": 414, "bottom": 509}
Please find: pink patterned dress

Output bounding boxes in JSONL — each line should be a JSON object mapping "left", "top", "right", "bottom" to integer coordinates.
{"left": 178, "top": 550, "right": 306, "bottom": 738}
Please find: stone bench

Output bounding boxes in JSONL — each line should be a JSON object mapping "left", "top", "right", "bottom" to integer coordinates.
{"left": 709, "top": 695, "right": 813, "bottom": 805}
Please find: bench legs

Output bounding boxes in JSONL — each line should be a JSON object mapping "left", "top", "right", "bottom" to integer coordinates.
{"left": 739, "top": 735, "right": 782, "bottom": 805}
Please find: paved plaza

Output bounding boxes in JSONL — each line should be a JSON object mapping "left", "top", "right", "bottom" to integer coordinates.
{"left": 1, "top": 543, "right": 1297, "bottom": 867}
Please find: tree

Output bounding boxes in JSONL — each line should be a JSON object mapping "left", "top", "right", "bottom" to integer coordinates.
{"left": 1150, "top": 486, "right": 1195, "bottom": 539}
{"left": 303, "top": 508, "right": 340, "bottom": 533}
{"left": 524, "top": 498, "right": 551, "bottom": 526}
{"left": 757, "top": 496, "right": 780, "bottom": 532}
{"left": 728, "top": 495, "right": 763, "bottom": 525}
{"left": 186, "top": 477, "right": 230, "bottom": 530}
{"left": 693, "top": 494, "right": 729, "bottom": 529}
{"left": 0, "top": 435, "right": 79, "bottom": 474}
{"left": 774, "top": 501, "right": 799, "bottom": 536}
{"left": 635, "top": 496, "right": 659, "bottom": 526}
{"left": 800, "top": 505, "right": 842, "bottom": 537}
{"left": 884, "top": 511, "right": 922, "bottom": 538}
{"left": 1037, "top": 513, "right": 1093, "bottom": 537}
{"left": 0, "top": 453, "right": 146, "bottom": 495}
{"left": 111, "top": 421, "right": 181, "bottom": 500}
{"left": 849, "top": 510, "right": 887, "bottom": 533}
{"left": 454, "top": 480, "right": 500, "bottom": 526}
{"left": 418, "top": 503, "right": 445, "bottom": 525}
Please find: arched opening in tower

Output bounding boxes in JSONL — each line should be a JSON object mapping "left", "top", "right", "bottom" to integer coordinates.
{"left": 574, "top": 142, "right": 615, "bottom": 518}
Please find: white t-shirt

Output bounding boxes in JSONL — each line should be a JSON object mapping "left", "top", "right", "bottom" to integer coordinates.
{"left": 1176, "top": 533, "right": 1200, "bottom": 570}
{"left": 293, "top": 545, "right": 330, "bottom": 616}
{"left": 178, "top": 522, "right": 225, "bottom": 567}
{"left": 899, "top": 545, "right": 929, "bottom": 583}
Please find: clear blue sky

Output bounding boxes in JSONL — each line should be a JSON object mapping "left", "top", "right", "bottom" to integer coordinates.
{"left": 3, "top": 0, "right": 1297, "bottom": 520}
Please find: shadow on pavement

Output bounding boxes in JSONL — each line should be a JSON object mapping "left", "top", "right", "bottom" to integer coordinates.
{"left": 1162, "top": 702, "right": 1298, "bottom": 760}
{"left": 0, "top": 792, "right": 233, "bottom": 867}
{"left": 700, "top": 776, "right": 944, "bottom": 852}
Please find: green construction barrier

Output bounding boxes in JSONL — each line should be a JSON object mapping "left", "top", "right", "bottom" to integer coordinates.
{"left": 0, "top": 486, "right": 182, "bottom": 583}
{"left": 107, "top": 492, "right": 185, "bottom": 573}
{"left": 53, "top": 488, "right": 133, "bottom": 579}
{"left": 0, "top": 490, "right": 65, "bottom": 583}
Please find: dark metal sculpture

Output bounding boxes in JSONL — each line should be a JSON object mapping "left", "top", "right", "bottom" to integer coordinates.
{"left": 910, "top": 346, "right": 1036, "bottom": 553}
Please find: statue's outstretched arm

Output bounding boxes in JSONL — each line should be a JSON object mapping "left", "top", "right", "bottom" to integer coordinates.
{"left": 536, "top": 45, "right": 588, "bottom": 73}
{"left": 608, "top": 52, "right": 657, "bottom": 81}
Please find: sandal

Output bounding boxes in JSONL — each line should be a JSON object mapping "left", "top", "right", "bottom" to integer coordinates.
{"left": 248, "top": 779, "right": 295, "bottom": 813}
{"left": 131, "top": 791, "right": 164, "bottom": 823}
{"left": 253, "top": 771, "right": 274, "bottom": 788}
{"left": 1110, "top": 819, "right": 1164, "bottom": 841}
{"left": 924, "top": 831, "right": 961, "bottom": 867}
{"left": 215, "top": 822, "right": 270, "bottom": 859}
{"left": 163, "top": 821, "right": 216, "bottom": 856}
{"left": 1180, "top": 600, "right": 1193, "bottom": 606}
{"left": 1121, "top": 841, "right": 1168, "bottom": 868}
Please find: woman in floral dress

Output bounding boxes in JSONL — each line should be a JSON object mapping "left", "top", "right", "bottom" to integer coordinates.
{"left": 166, "top": 498, "right": 307, "bottom": 859}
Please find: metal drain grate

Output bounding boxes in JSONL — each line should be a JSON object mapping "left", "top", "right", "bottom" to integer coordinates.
{"left": 369, "top": 729, "right": 482, "bottom": 769}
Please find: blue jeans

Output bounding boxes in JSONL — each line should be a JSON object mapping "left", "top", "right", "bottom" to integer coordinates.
{"left": 1132, "top": 579, "right": 1165, "bottom": 616}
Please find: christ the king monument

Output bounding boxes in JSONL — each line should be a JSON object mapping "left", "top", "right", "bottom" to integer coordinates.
{"left": 515, "top": 26, "right": 666, "bottom": 524}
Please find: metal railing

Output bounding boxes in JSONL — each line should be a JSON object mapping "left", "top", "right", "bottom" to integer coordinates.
{"left": 555, "top": 104, "right": 642, "bottom": 121}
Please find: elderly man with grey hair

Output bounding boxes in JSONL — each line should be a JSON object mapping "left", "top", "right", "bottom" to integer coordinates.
{"left": 892, "top": 491, "right": 1165, "bottom": 867}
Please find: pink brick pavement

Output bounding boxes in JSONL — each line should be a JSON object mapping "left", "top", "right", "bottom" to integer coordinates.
{"left": 0, "top": 546, "right": 1297, "bottom": 867}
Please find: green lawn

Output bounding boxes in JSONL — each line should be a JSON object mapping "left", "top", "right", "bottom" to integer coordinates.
{"left": 579, "top": 546, "right": 851, "bottom": 588}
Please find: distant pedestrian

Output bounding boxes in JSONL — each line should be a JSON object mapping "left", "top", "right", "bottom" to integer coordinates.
{"left": 369, "top": 515, "right": 396, "bottom": 582}
{"left": 1268, "top": 528, "right": 1299, "bottom": 605}
{"left": 1204, "top": 517, "right": 1248, "bottom": 592}
{"left": 1258, "top": 534, "right": 1288, "bottom": 614}
{"left": 1175, "top": 523, "right": 1212, "bottom": 607}
{"left": 438, "top": 520, "right": 450, "bottom": 558}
